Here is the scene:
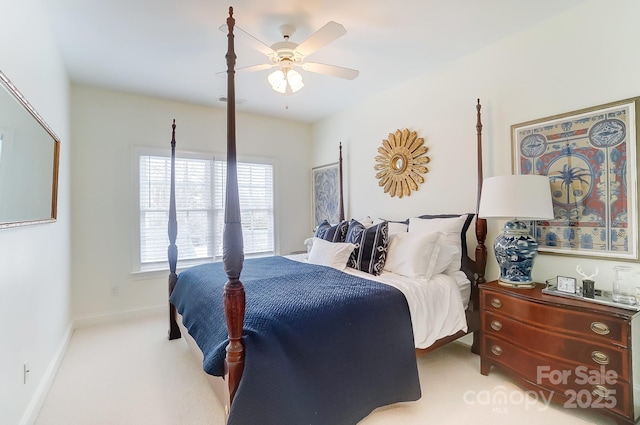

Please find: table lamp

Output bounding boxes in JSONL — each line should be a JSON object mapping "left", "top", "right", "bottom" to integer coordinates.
{"left": 478, "top": 174, "right": 554, "bottom": 288}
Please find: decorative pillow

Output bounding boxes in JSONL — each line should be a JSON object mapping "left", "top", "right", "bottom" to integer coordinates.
{"left": 408, "top": 214, "right": 472, "bottom": 274}
{"left": 345, "top": 220, "right": 389, "bottom": 275}
{"left": 315, "top": 220, "right": 349, "bottom": 242}
{"left": 307, "top": 237, "right": 356, "bottom": 271}
{"left": 384, "top": 231, "right": 442, "bottom": 279}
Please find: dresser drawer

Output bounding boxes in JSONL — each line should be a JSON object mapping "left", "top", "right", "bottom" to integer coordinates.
{"left": 482, "top": 311, "right": 629, "bottom": 379}
{"left": 481, "top": 289, "right": 628, "bottom": 347}
{"left": 483, "top": 334, "right": 630, "bottom": 418}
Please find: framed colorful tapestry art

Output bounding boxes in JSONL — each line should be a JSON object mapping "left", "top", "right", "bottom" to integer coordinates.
{"left": 512, "top": 97, "right": 640, "bottom": 260}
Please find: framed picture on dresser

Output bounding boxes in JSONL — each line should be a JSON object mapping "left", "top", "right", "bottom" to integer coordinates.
{"left": 512, "top": 97, "right": 640, "bottom": 260}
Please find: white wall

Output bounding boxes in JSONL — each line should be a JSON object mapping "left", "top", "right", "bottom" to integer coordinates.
{"left": 0, "top": 0, "right": 71, "bottom": 424}
{"left": 70, "top": 85, "right": 312, "bottom": 320}
{"left": 312, "top": 0, "right": 640, "bottom": 287}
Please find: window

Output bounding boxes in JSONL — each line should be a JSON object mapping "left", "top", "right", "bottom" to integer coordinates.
{"left": 212, "top": 161, "right": 275, "bottom": 258}
{"left": 137, "top": 150, "right": 274, "bottom": 271}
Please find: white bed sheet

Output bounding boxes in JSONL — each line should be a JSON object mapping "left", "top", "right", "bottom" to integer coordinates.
{"left": 286, "top": 254, "right": 469, "bottom": 349}
{"left": 450, "top": 270, "right": 472, "bottom": 310}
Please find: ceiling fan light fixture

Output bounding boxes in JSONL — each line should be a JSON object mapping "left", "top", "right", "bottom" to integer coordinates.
{"left": 287, "top": 70, "right": 304, "bottom": 92}
{"left": 268, "top": 70, "right": 287, "bottom": 94}
{"left": 267, "top": 68, "right": 304, "bottom": 95}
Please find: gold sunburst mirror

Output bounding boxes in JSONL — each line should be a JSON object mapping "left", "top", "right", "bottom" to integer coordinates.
{"left": 374, "top": 129, "right": 430, "bottom": 198}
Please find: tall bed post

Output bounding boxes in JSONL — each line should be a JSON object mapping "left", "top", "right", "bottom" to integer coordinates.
{"left": 471, "top": 98, "right": 487, "bottom": 354}
{"left": 168, "top": 120, "right": 181, "bottom": 341}
{"left": 474, "top": 99, "right": 487, "bottom": 284}
{"left": 339, "top": 142, "right": 345, "bottom": 221}
{"left": 221, "top": 7, "right": 246, "bottom": 405}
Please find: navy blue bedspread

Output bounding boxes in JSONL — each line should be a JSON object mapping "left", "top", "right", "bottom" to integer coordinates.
{"left": 170, "top": 256, "right": 421, "bottom": 425}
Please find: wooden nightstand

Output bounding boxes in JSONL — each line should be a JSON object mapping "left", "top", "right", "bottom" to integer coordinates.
{"left": 479, "top": 280, "right": 640, "bottom": 424}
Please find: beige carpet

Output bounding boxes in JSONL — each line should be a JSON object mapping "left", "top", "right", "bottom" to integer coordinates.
{"left": 35, "top": 311, "right": 615, "bottom": 424}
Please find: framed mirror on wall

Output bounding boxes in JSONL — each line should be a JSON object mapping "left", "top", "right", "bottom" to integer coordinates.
{"left": 0, "top": 70, "right": 60, "bottom": 229}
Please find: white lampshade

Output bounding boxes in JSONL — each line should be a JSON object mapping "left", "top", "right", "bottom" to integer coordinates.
{"left": 479, "top": 175, "right": 554, "bottom": 220}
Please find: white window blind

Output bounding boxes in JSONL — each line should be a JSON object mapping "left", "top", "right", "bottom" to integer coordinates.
{"left": 139, "top": 155, "right": 214, "bottom": 266}
{"left": 213, "top": 160, "right": 274, "bottom": 257}
{"left": 138, "top": 153, "right": 274, "bottom": 269}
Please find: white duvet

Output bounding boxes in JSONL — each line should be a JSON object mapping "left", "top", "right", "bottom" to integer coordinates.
{"left": 287, "top": 254, "right": 470, "bottom": 349}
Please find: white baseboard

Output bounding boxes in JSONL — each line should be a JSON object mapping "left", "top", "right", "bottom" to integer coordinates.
{"left": 19, "top": 323, "right": 73, "bottom": 425}
{"left": 73, "top": 305, "right": 165, "bottom": 328}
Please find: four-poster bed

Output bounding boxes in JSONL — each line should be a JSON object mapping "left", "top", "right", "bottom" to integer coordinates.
{"left": 168, "top": 7, "right": 487, "bottom": 425}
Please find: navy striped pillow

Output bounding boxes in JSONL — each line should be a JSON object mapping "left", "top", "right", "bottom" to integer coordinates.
{"left": 315, "top": 220, "right": 349, "bottom": 242}
{"left": 345, "top": 220, "right": 389, "bottom": 275}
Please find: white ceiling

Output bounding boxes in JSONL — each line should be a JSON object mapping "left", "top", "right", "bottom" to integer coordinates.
{"left": 42, "top": 0, "right": 587, "bottom": 123}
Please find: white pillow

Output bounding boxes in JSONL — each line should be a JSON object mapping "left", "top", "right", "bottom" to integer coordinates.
{"left": 433, "top": 239, "right": 460, "bottom": 275}
{"left": 408, "top": 214, "right": 467, "bottom": 234}
{"left": 307, "top": 237, "right": 356, "bottom": 271}
{"left": 384, "top": 231, "right": 442, "bottom": 279}
{"left": 357, "top": 216, "right": 374, "bottom": 228}
{"left": 408, "top": 215, "right": 467, "bottom": 274}
{"left": 373, "top": 217, "right": 408, "bottom": 235}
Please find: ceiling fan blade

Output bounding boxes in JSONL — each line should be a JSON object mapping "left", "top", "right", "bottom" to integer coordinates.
{"left": 302, "top": 62, "right": 359, "bottom": 80}
{"left": 215, "top": 63, "right": 276, "bottom": 76}
{"left": 295, "top": 21, "right": 347, "bottom": 57}
{"left": 219, "top": 23, "right": 277, "bottom": 58}
{"left": 237, "top": 63, "right": 276, "bottom": 73}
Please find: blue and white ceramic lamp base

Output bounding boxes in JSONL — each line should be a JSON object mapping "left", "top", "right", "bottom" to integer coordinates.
{"left": 494, "top": 220, "right": 539, "bottom": 288}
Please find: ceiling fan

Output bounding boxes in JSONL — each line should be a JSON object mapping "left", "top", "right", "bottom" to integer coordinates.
{"left": 220, "top": 21, "right": 359, "bottom": 95}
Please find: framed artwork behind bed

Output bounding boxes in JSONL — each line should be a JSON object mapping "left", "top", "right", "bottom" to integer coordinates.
{"left": 312, "top": 162, "right": 341, "bottom": 227}
{"left": 512, "top": 97, "right": 640, "bottom": 260}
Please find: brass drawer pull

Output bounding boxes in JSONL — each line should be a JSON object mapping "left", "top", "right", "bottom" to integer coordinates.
{"left": 491, "top": 345, "right": 503, "bottom": 356}
{"left": 591, "top": 350, "right": 610, "bottom": 365}
{"left": 490, "top": 320, "right": 503, "bottom": 331}
{"left": 490, "top": 298, "right": 503, "bottom": 308}
{"left": 590, "top": 322, "right": 610, "bottom": 335}
{"left": 592, "top": 384, "right": 610, "bottom": 398}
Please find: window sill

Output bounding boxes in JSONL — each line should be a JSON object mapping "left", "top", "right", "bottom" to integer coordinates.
{"left": 130, "top": 259, "right": 215, "bottom": 280}
{"left": 130, "top": 252, "right": 275, "bottom": 280}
